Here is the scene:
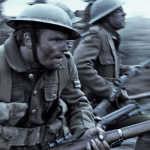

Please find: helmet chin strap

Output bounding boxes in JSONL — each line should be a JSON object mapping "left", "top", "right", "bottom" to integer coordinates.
{"left": 30, "top": 22, "right": 42, "bottom": 66}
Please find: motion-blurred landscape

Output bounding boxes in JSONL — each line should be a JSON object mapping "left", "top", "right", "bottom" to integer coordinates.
{"left": 119, "top": 18, "right": 150, "bottom": 107}
{"left": 1, "top": 0, "right": 150, "bottom": 149}
{"left": 114, "top": 17, "right": 150, "bottom": 150}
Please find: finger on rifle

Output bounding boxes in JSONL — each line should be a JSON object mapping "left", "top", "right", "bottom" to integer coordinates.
{"left": 81, "top": 127, "right": 105, "bottom": 140}
{"left": 102, "top": 140, "right": 111, "bottom": 150}
{"left": 86, "top": 137, "right": 110, "bottom": 150}
{"left": 90, "top": 139, "right": 102, "bottom": 150}
{"left": 86, "top": 142, "right": 92, "bottom": 150}
{"left": 96, "top": 123, "right": 106, "bottom": 131}
{"left": 96, "top": 127, "right": 105, "bottom": 140}
{"left": 94, "top": 116, "right": 102, "bottom": 121}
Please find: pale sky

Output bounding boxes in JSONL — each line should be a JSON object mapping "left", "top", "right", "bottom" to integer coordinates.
{"left": 2, "top": 0, "right": 150, "bottom": 18}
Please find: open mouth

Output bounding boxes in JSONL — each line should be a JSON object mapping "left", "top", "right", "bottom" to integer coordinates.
{"left": 56, "top": 57, "right": 62, "bottom": 60}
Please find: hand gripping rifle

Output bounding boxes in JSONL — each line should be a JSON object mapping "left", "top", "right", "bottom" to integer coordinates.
{"left": 93, "top": 59, "right": 150, "bottom": 117}
{"left": 47, "top": 120, "right": 150, "bottom": 150}
{"left": 44, "top": 102, "right": 145, "bottom": 149}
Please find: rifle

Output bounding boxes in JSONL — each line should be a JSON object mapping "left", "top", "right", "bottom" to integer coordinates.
{"left": 45, "top": 102, "right": 143, "bottom": 149}
{"left": 47, "top": 120, "right": 150, "bottom": 150}
{"left": 93, "top": 59, "right": 150, "bottom": 117}
{"left": 129, "top": 91, "right": 150, "bottom": 100}
{"left": 97, "top": 101, "right": 140, "bottom": 126}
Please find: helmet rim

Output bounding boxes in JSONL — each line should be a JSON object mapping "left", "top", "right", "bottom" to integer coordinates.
{"left": 6, "top": 4, "right": 81, "bottom": 40}
{"left": 89, "top": 0, "right": 125, "bottom": 24}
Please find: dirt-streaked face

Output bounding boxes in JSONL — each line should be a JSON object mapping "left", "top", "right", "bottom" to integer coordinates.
{"left": 107, "top": 6, "right": 126, "bottom": 30}
{"left": 37, "top": 29, "right": 68, "bottom": 70}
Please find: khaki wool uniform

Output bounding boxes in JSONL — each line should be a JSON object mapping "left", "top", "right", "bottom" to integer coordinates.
{"left": 0, "top": 35, "right": 95, "bottom": 150}
{"left": 74, "top": 24, "right": 150, "bottom": 149}
{"left": 74, "top": 24, "right": 129, "bottom": 105}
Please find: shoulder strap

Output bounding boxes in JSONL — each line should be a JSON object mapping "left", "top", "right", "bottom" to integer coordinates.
{"left": 107, "top": 35, "right": 119, "bottom": 79}
{"left": 0, "top": 45, "right": 12, "bottom": 102}
{"left": 58, "top": 52, "right": 72, "bottom": 97}
{"left": 100, "top": 27, "right": 119, "bottom": 79}
{"left": 58, "top": 57, "right": 68, "bottom": 97}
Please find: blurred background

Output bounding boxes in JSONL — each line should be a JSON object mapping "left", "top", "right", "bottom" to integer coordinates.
{"left": 1, "top": 0, "right": 150, "bottom": 18}
{"left": 1, "top": 0, "right": 150, "bottom": 149}
{"left": 0, "top": 0, "right": 150, "bottom": 18}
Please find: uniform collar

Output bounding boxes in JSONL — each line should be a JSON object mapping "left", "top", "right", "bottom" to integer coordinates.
{"left": 99, "top": 23, "right": 120, "bottom": 41}
{"left": 59, "top": 62, "right": 65, "bottom": 69}
{"left": 4, "top": 35, "right": 28, "bottom": 72}
{"left": 98, "top": 24, "right": 121, "bottom": 50}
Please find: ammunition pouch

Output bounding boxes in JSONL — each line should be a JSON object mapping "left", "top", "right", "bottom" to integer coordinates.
{"left": 0, "top": 102, "right": 28, "bottom": 125}
{"left": 0, "top": 99, "right": 68, "bottom": 150}
{"left": 0, "top": 125, "right": 19, "bottom": 150}
{"left": 0, "top": 121, "right": 63, "bottom": 150}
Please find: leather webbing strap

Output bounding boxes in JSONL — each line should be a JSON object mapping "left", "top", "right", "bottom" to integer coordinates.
{"left": 107, "top": 35, "right": 119, "bottom": 79}
{"left": 12, "top": 126, "right": 41, "bottom": 146}
{"left": 0, "top": 45, "right": 12, "bottom": 102}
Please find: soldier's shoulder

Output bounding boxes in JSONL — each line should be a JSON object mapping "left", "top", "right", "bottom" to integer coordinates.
{"left": 89, "top": 25, "right": 101, "bottom": 33}
{"left": 81, "top": 25, "right": 101, "bottom": 42}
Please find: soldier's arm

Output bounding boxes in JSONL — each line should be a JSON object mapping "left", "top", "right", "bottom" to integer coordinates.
{"left": 61, "top": 54, "right": 110, "bottom": 150}
{"left": 73, "top": 32, "right": 113, "bottom": 99}
{"left": 60, "top": 55, "right": 95, "bottom": 135}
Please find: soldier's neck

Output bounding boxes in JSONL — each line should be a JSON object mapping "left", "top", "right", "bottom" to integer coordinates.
{"left": 100, "top": 22, "right": 118, "bottom": 37}
{"left": 20, "top": 46, "right": 42, "bottom": 70}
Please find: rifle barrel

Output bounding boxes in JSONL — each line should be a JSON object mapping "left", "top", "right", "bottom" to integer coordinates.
{"left": 98, "top": 103, "right": 139, "bottom": 126}
{"left": 48, "top": 120, "right": 150, "bottom": 150}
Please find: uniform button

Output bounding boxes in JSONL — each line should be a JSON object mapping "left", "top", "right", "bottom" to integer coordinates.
{"left": 32, "top": 109, "right": 36, "bottom": 115}
{"left": 107, "top": 61, "right": 110, "bottom": 64}
{"left": 53, "top": 94, "right": 56, "bottom": 98}
{"left": 33, "top": 90, "right": 37, "bottom": 95}
{"left": 29, "top": 74, "right": 34, "bottom": 79}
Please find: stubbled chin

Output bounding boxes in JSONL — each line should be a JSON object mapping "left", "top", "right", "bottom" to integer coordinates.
{"left": 55, "top": 58, "right": 62, "bottom": 63}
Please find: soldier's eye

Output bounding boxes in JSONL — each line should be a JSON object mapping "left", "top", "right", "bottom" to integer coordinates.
{"left": 115, "top": 9, "right": 123, "bottom": 13}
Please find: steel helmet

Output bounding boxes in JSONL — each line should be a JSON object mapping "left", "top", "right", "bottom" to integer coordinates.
{"left": 6, "top": 4, "right": 80, "bottom": 40}
{"left": 89, "top": 0, "right": 125, "bottom": 24}
{"left": 50, "top": 2, "right": 82, "bottom": 24}
{"left": 28, "top": 0, "right": 47, "bottom": 5}
{"left": 81, "top": 0, "right": 96, "bottom": 3}
{"left": 0, "top": 0, "right": 5, "bottom": 2}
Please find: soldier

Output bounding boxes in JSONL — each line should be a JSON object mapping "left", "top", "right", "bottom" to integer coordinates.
{"left": 73, "top": 0, "right": 150, "bottom": 149}
{"left": 74, "top": 0, "right": 130, "bottom": 113}
{"left": 0, "top": 4, "right": 110, "bottom": 150}
{"left": 0, "top": 0, "right": 13, "bottom": 45}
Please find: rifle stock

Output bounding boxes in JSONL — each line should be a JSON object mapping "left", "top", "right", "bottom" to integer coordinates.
{"left": 47, "top": 120, "right": 150, "bottom": 150}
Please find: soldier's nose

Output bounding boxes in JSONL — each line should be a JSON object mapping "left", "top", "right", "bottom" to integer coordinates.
{"left": 61, "top": 42, "right": 69, "bottom": 52}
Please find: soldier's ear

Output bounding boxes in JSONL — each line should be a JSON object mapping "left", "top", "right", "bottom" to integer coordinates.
{"left": 23, "top": 33, "right": 32, "bottom": 49}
